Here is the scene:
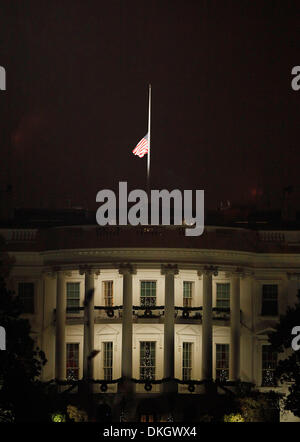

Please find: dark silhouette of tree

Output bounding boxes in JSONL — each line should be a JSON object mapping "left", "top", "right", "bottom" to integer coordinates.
{"left": 0, "top": 243, "right": 52, "bottom": 421}
{"left": 0, "top": 274, "right": 50, "bottom": 421}
{"left": 269, "top": 293, "right": 300, "bottom": 418}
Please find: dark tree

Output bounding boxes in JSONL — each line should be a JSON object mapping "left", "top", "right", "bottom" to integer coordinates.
{"left": 269, "top": 293, "right": 300, "bottom": 418}
{"left": 0, "top": 247, "right": 51, "bottom": 421}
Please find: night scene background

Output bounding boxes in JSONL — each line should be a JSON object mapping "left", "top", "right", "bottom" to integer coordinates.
{"left": 0, "top": 0, "right": 299, "bottom": 215}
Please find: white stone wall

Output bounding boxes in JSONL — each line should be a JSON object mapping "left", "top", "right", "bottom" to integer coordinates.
{"left": 5, "top": 246, "right": 300, "bottom": 421}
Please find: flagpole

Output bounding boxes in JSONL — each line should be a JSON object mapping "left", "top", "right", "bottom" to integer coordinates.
{"left": 147, "top": 84, "right": 151, "bottom": 196}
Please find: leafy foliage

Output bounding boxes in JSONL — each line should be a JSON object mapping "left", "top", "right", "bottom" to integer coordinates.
{"left": 67, "top": 404, "right": 88, "bottom": 422}
{"left": 0, "top": 274, "right": 51, "bottom": 421}
{"left": 269, "top": 293, "right": 300, "bottom": 418}
{"left": 224, "top": 413, "right": 244, "bottom": 422}
{"left": 237, "top": 391, "right": 279, "bottom": 422}
{"left": 0, "top": 245, "right": 55, "bottom": 421}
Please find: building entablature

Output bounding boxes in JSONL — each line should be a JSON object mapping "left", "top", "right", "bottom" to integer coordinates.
{"left": 2, "top": 225, "right": 300, "bottom": 254}
{"left": 6, "top": 247, "right": 300, "bottom": 279}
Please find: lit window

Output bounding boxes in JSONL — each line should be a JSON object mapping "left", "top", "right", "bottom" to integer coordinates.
{"left": 66, "top": 282, "right": 80, "bottom": 312}
{"left": 183, "top": 281, "right": 193, "bottom": 307}
{"left": 216, "top": 283, "right": 230, "bottom": 309}
{"left": 140, "top": 281, "right": 156, "bottom": 307}
{"left": 103, "top": 281, "right": 113, "bottom": 307}
{"left": 262, "top": 345, "right": 277, "bottom": 386}
{"left": 140, "top": 414, "right": 154, "bottom": 422}
{"left": 140, "top": 341, "right": 155, "bottom": 380}
{"left": 66, "top": 343, "right": 79, "bottom": 380}
{"left": 216, "top": 344, "right": 229, "bottom": 382}
{"left": 182, "top": 342, "right": 193, "bottom": 381}
{"left": 103, "top": 342, "right": 113, "bottom": 381}
{"left": 261, "top": 285, "right": 278, "bottom": 316}
{"left": 18, "top": 282, "right": 34, "bottom": 313}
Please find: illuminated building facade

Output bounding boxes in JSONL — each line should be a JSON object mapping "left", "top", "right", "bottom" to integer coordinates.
{"left": 2, "top": 220, "right": 300, "bottom": 422}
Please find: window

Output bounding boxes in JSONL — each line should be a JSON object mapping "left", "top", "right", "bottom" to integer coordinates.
{"left": 140, "top": 281, "right": 156, "bottom": 307}
{"left": 262, "top": 345, "right": 277, "bottom": 386}
{"left": 182, "top": 342, "right": 193, "bottom": 381}
{"left": 103, "top": 281, "right": 114, "bottom": 307}
{"left": 140, "top": 341, "right": 155, "bottom": 380}
{"left": 140, "top": 414, "right": 155, "bottom": 422}
{"left": 216, "top": 283, "right": 230, "bottom": 309}
{"left": 262, "top": 285, "right": 278, "bottom": 316}
{"left": 18, "top": 282, "right": 34, "bottom": 313}
{"left": 103, "top": 342, "right": 113, "bottom": 381}
{"left": 183, "top": 281, "right": 193, "bottom": 307}
{"left": 66, "top": 343, "right": 79, "bottom": 380}
{"left": 66, "top": 282, "right": 80, "bottom": 312}
{"left": 216, "top": 344, "right": 229, "bottom": 382}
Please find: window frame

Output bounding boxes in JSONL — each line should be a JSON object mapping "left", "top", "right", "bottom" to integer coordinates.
{"left": 216, "top": 283, "right": 230, "bottom": 309}
{"left": 139, "top": 341, "right": 156, "bottom": 381}
{"left": 66, "top": 342, "right": 80, "bottom": 381}
{"left": 18, "top": 281, "right": 35, "bottom": 314}
{"left": 215, "top": 343, "right": 229, "bottom": 382}
{"left": 183, "top": 281, "right": 193, "bottom": 308}
{"left": 103, "top": 280, "right": 114, "bottom": 307}
{"left": 103, "top": 341, "right": 113, "bottom": 381}
{"left": 182, "top": 342, "right": 193, "bottom": 381}
{"left": 261, "top": 284, "right": 278, "bottom": 316}
{"left": 66, "top": 282, "right": 81, "bottom": 313}
{"left": 140, "top": 281, "right": 157, "bottom": 307}
{"left": 140, "top": 414, "right": 155, "bottom": 422}
{"left": 261, "top": 344, "right": 277, "bottom": 387}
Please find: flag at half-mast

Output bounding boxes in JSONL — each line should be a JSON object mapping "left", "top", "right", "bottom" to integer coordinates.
{"left": 132, "top": 133, "right": 149, "bottom": 158}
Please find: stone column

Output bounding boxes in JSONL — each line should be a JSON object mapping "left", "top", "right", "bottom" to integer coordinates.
{"left": 161, "top": 264, "right": 178, "bottom": 393}
{"left": 55, "top": 270, "right": 66, "bottom": 380}
{"left": 230, "top": 271, "right": 241, "bottom": 382}
{"left": 80, "top": 266, "right": 99, "bottom": 380}
{"left": 119, "top": 264, "right": 135, "bottom": 393}
{"left": 200, "top": 266, "right": 218, "bottom": 381}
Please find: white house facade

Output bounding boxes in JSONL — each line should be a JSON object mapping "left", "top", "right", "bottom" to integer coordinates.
{"left": 2, "top": 223, "right": 300, "bottom": 422}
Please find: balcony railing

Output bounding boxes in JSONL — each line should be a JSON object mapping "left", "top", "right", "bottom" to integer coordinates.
{"left": 53, "top": 377, "right": 254, "bottom": 395}
{"left": 54, "top": 306, "right": 241, "bottom": 322}
{"left": 212, "top": 307, "right": 231, "bottom": 320}
{"left": 94, "top": 306, "right": 123, "bottom": 319}
{"left": 133, "top": 305, "right": 164, "bottom": 318}
{"left": 65, "top": 306, "right": 83, "bottom": 316}
{"left": 175, "top": 306, "right": 202, "bottom": 319}
{"left": 54, "top": 306, "right": 123, "bottom": 320}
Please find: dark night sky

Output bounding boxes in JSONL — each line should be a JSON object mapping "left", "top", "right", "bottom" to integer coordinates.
{"left": 0, "top": 0, "right": 299, "bottom": 210}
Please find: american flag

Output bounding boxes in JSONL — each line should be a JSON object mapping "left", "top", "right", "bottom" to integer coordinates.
{"left": 132, "top": 133, "right": 149, "bottom": 158}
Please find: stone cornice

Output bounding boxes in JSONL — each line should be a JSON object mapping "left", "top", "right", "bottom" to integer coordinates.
{"left": 224, "top": 267, "right": 254, "bottom": 279}
{"left": 118, "top": 263, "right": 137, "bottom": 275}
{"left": 287, "top": 272, "right": 300, "bottom": 281}
{"left": 78, "top": 265, "right": 100, "bottom": 276}
{"left": 161, "top": 264, "right": 179, "bottom": 276}
{"left": 198, "top": 265, "right": 219, "bottom": 277}
{"left": 12, "top": 247, "right": 300, "bottom": 275}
